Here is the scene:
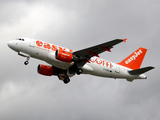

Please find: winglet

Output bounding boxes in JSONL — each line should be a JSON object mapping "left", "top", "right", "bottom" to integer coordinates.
{"left": 122, "top": 38, "right": 127, "bottom": 43}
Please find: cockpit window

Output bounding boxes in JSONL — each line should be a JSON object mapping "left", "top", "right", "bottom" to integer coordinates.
{"left": 16, "top": 38, "right": 24, "bottom": 41}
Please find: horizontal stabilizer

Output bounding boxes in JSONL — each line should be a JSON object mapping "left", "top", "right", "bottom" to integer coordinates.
{"left": 128, "top": 66, "right": 155, "bottom": 75}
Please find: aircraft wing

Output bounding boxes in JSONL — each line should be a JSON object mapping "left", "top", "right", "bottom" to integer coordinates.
{"left": 72, "top": 39, "right": 126, "bottom": 67}
{"left": 73, "top": 39, "right": 126, "bottom": 59}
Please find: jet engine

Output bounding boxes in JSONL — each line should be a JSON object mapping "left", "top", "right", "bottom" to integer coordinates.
{"left": 55, "top": 50, "right": 73, "bottom": 62}
{"left": 37, "top": 64, "right": 54, "bottom": 76}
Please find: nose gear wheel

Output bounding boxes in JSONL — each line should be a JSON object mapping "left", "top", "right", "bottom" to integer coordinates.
{"left": 24, "top": 56, "right": 30, "bottom": 65}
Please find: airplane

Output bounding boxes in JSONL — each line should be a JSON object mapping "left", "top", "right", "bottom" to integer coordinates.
{"left": 7, "top": 37, "right": 154, "bottom": 84}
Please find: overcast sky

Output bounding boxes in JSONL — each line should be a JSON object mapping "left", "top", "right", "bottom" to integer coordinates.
{"left": 0, "top": 0, "right": 160, "bottom": 120}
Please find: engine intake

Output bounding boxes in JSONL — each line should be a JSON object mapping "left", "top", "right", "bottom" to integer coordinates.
{"left": 37, "top": 64, "right": 54, "bottom": 76}
{"left": 55, "top": 50, "right": 73, "bottom": 62}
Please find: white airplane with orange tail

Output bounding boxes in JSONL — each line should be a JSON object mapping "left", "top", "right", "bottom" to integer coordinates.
{"left": 8, "top": 38, "right": 154, "bottom": 84}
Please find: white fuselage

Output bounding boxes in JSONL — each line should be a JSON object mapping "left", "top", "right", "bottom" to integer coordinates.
{"left": 8, "top": 38, "right": 147, "bottom": 81}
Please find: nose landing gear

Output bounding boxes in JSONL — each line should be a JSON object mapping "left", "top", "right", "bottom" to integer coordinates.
{"left": 24, "top": 61, "right": 29, "bottom": 65}
{"left": 18, "top": 52, "right": 30, "bottom": 65}
{"left": 24, "top": 56, "right": 30, "bottom": 65}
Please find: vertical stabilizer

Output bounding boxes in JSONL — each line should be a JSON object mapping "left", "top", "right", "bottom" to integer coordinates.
{"left": 118, "top": 47, "right": 147, "bottom": 70}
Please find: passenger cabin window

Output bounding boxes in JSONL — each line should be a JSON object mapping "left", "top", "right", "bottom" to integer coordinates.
{"left": 16, "top": 38, "right": 24, "bottom": 41}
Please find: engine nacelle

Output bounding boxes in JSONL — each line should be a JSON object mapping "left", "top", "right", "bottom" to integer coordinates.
{"left": 37, "top": 64, "right": 54, "bottom": 76}
{"left": 55, "top": 50, "right": 73, "bottom": 62}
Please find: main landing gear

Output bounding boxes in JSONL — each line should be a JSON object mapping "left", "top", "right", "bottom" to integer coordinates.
{"left": 76, "top": 68, "right": 83, "bottom": 75}
{"left": 63, "top": 68, "right": 83, "bottom": 84}
{"left": 63, "top": 77, "right": 70, "bottom": 84}
{"left": 24, "top": 56, "right": 30, "bottom": 65}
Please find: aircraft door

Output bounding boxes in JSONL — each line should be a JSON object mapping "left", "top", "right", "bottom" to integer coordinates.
{"left": 115, "top": 65, "right": 120, "bottom": 74}
{"left": 29, "top": 39, "right": 35, "bottom": 47}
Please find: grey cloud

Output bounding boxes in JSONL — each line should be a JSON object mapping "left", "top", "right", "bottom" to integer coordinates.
{"left": 0, "top": 0, "right": 159, "bottom": 120}
{"left": 0, "top": 2, "right": 29, "bottom": 25}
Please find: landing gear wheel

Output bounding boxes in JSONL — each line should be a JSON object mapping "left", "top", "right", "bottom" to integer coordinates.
{"left": 24, "top": 61, "right": 29, "bottom": 65}
{"left": 64, "top": 78, "right": 70, "bottom": 84}
{"left": 24, "top": 56, "right": 30, "bottom": 65}
{"left": 76, "top": 68, "right": 83, "bottom": 75}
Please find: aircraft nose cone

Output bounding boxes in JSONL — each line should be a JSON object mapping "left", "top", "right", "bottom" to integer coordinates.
{"left": 7, "top": 41, "right": 12, "bottom": 48}
{"left": 7, "top": 40, "right": 19, "bottom": 52}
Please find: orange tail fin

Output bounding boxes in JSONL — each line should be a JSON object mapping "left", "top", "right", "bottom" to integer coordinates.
{"left": 118, "top": 47, "right": 147, "bottom": 70}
